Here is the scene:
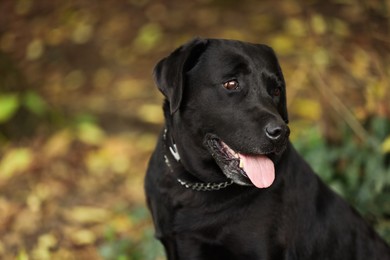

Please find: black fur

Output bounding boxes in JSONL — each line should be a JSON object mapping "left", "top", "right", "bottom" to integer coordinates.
{"left": 145, "top": 38, "right": 390, "bottom": 259}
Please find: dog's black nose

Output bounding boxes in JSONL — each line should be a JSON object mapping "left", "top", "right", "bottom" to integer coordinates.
{"left": 265, "top": 123, "right": 284, "bottom": 141}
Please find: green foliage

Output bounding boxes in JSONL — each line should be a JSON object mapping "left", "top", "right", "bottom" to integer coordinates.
{"left": 99, "top": 206, "right": 164, "bottom": 260}
{"left": 133, "top": 23, "right": 163, "bottom": 53}
{"left": 23, "top": 90, "right": 47, "bottom": 116}
{"left": 0, "top": 91, "right": 48, "bottom": 123}
{"left": 0, "top": 91, "right": 51, "bottom": 141}
{"left": 100, "top": 238, "right": 141, "bottom": 260}
{"left": 0, "top": 93, "right": 19, "bottom": 123}
{"left": 293, "top": 117, "right": 390, "bottom": 243}
{"left": 99, "top": 232, "right": 164, "bottom": 260}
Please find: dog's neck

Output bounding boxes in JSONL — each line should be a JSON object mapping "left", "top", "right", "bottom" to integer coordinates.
{"left": 162, "top": 126, "right": 234, "bottom": 191}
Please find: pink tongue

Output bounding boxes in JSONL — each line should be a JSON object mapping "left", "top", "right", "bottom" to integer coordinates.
{"left": 240, "top": 154, "right": 275, "bottom": 188}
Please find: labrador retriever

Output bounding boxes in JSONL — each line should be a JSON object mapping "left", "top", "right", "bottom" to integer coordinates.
{"left": 144, "top": 38, "right": 390, "bottom": 260}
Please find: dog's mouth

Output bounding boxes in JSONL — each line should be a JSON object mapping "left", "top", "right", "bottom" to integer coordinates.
{"left": 205, "top": 135, "right": 276, "bottom": 188}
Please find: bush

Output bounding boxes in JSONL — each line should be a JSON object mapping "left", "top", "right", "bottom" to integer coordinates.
{"left": 293, "top": 116, "right": 390, "bottom": 243}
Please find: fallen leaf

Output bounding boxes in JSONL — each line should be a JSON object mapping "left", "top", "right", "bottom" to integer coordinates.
{"left": 44, "top": 129, "right": 73, "bottom": 158}
{"left": 77, "top": 122, "right": 106, "bottom": 145}
{"left": 0, "top": 148, "right": 33, "bottom": 181}
{"left": 65, "top": 206, "right": 111, "bottom": 224}
{"left": 69, "top": 229, "right": 96, "bottom": 246}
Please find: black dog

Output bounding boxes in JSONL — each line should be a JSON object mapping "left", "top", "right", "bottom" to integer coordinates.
{"left": 145, "top": 38, "right": 390, "bottom": 259}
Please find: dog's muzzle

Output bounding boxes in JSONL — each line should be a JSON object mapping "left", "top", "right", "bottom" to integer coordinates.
{"left": 204, "top": 134, "right": 281, "bottom": 188}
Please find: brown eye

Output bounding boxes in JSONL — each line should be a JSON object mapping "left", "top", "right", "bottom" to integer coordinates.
{"left": 223, "top": 80, "right": 239, "bottom": 90}
{"left": 272, "top": 87, "right": 281, "bottom": 97}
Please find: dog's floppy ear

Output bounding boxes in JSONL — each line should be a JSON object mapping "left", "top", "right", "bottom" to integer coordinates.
{"left": 153, "top": 38, "right": 209, "bottom": 114}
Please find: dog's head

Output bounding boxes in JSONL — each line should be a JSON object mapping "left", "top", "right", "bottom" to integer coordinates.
{"left": 154, "top": 38, "right": 290, "bottom": 188}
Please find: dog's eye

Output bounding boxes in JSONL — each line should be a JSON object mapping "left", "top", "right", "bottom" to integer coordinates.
{"left": 272, "top": 87, "right": 281, "bottom": 97}
{"left": 223, "top": 80, "right": 239, "bottom": 90}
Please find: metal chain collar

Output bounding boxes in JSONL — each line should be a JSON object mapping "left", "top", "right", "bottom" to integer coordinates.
{"left": 163, "top": 128, "right": 234, "bottom": 192}
{"left": 177, "top": 178, "right": 234, "bottom": 191}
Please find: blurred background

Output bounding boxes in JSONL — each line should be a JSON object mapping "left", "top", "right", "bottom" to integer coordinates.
{"left": 0, "top": 0, "right": 389, "bottom": 259}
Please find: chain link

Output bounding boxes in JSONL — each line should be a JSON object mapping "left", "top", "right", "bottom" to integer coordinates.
{"left": 177, "top": 178, "right": 234, "bottom": 191}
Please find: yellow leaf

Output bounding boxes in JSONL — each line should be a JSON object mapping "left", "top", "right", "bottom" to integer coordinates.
{"left": 38, "top": 234, "right": 57, "bottom": 249}
{"left": 72, "top": 22, "right": 93, "bottom": 44}
{"left": 133, "top": 23, "right": 163, "bottom": 53}
{"left": 26, "top": 38, "right": 44, "bottom": 60}
{"left": 77, "top": 122, "right": 105, "bottom": 145}
{"left": 285, "top": 18, "right": 307, "bottom": 37}
{"left": 292, "top": 98, "right": 321, "bottom": 121}
{"left": 270, "top": 35, "right": 295, "bottom": 55}
{"left": 85, "top": 149, "right": 110, "bottom": 175}
{"left": 382, "top": 136, "right": 390, "bottom": 153}
{"left": 65, "top": 206, "right": 111, "bottom": 224}
{"left": 44, "top": 129, "right": 73, "bottom": 158}
{"left": 16, "top": 248, "right": 29, "bottom": 260}
{"left": 313, "top": 48, "right": 330, "bottom": 67}
{"left": 311, "top": 14, "right": 327, "bottom": 35}
{"left": 0, "top": 148, "right": 33, "bottom": 180}
{"left": 69, "top": 229, "right": 96, "bottom": 245}
{"left": 114, "top": 78, "right": 148, "bottom": 98}
{"left": 137, "top": 104, "right": 164, "bottom": 124}
{"left": 108, "top": 215, "right": 133, "bottom": 232}
{"left": 32, "top": 233, "right": 58, "bottom": 260}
